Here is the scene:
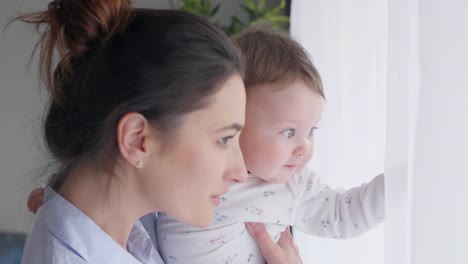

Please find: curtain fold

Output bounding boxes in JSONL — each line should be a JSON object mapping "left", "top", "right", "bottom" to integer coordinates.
{"left": 385, "top": 1, "right": 420, "bottom": 263}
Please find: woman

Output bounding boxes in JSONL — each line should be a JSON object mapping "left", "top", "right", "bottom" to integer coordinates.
{"left": 20, "top": 0, "right": 301, "bottom": 263}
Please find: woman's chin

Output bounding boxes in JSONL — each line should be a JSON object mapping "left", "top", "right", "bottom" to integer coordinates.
{"left": 179, "top": 209, "right": 213, "bottom": 228}
{"left": 190, "top": 216, "right": 212, "bottom": 229}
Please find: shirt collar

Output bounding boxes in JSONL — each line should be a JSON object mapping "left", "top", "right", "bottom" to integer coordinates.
{"left": 39, "top": 187, "right": 156, "bottom": 264}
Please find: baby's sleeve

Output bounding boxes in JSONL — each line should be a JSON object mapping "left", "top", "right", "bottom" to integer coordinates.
{"left": 291, "top": 170, "right": 385, "bottom": 239}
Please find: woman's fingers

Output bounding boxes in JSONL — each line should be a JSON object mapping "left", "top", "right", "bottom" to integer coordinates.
{"left": 246, "top": 223, "right": 303, "bottom": 264}
{"left": 27, "top": 188, "right": 45, "bottom": 214}
{"left": 246, "top": 222, "right": 280, "bottom": 258}
{"left": 276, "top": 227, "right": 296, "bottom": 251}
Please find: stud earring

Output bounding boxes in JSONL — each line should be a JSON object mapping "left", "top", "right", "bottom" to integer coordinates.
{"left": 136, "top": 161, "right": 143, "bottom": 168}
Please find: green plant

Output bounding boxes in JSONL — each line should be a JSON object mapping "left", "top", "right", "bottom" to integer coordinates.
{"left": 172, "top": 0, "right": 290, "bottom": 35}
{"left": 229, "top": 0, "right": 290, "bottom": 34}
{"left": 178, "top": 0, "right": 221, "bottom": 23}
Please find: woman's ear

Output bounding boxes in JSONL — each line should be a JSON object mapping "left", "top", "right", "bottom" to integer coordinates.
{"left": 117, "top": 112, "right": 153, "bottom": 169}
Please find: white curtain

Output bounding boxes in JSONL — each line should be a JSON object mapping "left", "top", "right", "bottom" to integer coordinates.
{"left": 291, "top": 0, "right": 468, "bottom": 264}
{"left": 386, "top": 0, "right": 468, "bottom": 263}
{"left": 291, "top": 1, "right": 387, "bottom": 263}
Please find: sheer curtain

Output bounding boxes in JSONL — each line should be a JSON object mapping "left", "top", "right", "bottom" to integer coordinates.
{"left": 291, "top": 0, "right": 468, "bottom": 264}
{"left": 386, "top": 0, "right": 468, "bottom": 263}
{"left": 290, "top": 1, "right": 387, "bottom": 263}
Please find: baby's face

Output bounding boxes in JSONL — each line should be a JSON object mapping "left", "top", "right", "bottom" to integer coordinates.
{"left": 240, "top": 80, "right": 325, "bottom": 183}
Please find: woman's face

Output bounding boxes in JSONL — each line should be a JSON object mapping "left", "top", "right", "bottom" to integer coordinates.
{"left": 141, "top": 74, "right": 247, "bottom": 227}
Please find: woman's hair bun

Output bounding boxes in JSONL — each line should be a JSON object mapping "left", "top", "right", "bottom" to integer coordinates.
{"left": 18, "top": 0, "right": 134, "bottom": 103}
{"left": 48, "top": 0, "right": 133, "bottom": 58}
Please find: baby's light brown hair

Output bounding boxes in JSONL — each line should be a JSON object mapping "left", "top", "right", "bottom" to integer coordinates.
{"left": 232, "top": 25, "right": 325, "bottom": 98}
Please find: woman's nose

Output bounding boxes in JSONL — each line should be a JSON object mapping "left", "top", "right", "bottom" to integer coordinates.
{"left": 225, "top": 145, "right": 248, "bottom": 183}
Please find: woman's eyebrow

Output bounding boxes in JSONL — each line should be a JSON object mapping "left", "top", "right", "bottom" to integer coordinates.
{"left": 216, "top": 123, "right": 243, "bottom": 133}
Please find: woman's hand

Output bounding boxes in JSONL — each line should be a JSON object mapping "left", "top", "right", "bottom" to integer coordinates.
{"left": 27, "top": 188, "right": 45, "bottom": 214}
{"left": 246, "top": 223, "right": 303, "bottom": 264}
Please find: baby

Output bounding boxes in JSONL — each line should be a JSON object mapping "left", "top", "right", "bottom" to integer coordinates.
{"left": 156, "top": 26, "right": 385, "bottom": 264}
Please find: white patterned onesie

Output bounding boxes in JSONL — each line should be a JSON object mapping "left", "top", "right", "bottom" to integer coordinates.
{"left": 157, "top": 166, "right": 385, "bottom": 264}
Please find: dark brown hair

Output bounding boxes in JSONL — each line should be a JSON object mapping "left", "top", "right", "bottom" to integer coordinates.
{"left": 18, "top": 0, "right": 243, "bottom": 189}
{"left": 232, "top": 25, "right": 324, "bottom": 98}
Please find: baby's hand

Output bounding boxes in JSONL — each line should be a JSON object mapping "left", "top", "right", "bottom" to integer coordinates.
{"left": 27, "top": 188, "right": 45, "bottom": 214}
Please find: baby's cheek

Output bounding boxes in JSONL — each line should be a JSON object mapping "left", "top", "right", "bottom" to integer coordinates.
{"left": 301, "top": 146, "right": 315, "bottom": 169}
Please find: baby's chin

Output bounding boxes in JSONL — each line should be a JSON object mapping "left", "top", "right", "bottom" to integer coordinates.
{"left": 257, "top": 170, "right": 295, "bottom": 184}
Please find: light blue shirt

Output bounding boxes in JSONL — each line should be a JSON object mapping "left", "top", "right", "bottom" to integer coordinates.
{"left": 22, "top": 187, "right": 164, "bottom": 264}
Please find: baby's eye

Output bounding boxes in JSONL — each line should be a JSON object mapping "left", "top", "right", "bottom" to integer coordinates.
{"left": 281, "top": 129, "right": 295, "bottom": 138}
{"left": 308, "top": 127, "right": 319, "bottom": 138}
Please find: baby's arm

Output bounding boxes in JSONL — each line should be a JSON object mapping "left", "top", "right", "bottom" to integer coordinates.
{"left": 292, "top": 169, "right": 384, "bottom": 239}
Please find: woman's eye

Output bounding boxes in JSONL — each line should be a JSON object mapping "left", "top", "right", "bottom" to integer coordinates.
{"left": 281, "top": 129, "right": 295, "bottom": 138}
{"left": 217, "top": 136, "right": 234, "bottom": 147}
